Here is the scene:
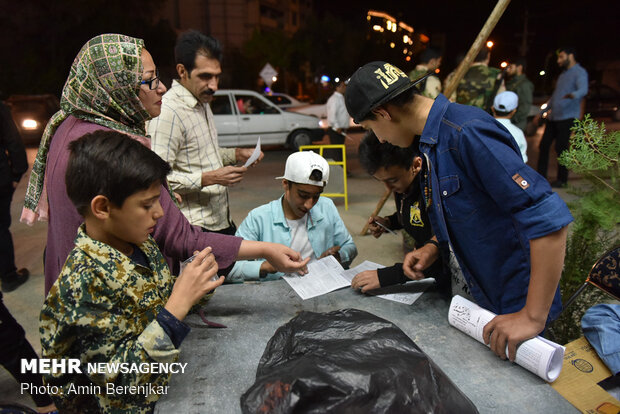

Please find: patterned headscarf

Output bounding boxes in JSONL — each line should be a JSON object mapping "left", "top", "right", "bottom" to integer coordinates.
{"left": 22, "top": 34, "right": 152, "bottom": 223}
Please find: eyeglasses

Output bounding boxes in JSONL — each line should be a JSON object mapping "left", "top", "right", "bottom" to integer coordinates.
{"left": 141, "top": 69, "right": 160, "bottom": 90}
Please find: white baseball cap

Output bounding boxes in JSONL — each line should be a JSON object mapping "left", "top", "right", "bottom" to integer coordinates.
{"left": 493, "top": 91, "right": 519, "bottom": 112}
{"left": 276, "top": 151, "right": 330, "bottom": 187}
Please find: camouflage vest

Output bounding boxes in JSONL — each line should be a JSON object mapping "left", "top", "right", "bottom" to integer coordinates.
{"left": 456, "top": 65, "right": 501, "bottom": 110}
{"left": 409, "top": 68, "right": 430, "bottom": 98}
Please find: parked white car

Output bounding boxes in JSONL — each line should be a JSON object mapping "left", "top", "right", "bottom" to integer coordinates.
{"left": 263, "top": 92, "right": 307, "bottom": 108}
{"left": 264, "top": 92, "right": 328, "bottom": 118}
{"left": 265, "top": 92, "right": 359, "bottom": 129}
{"left": 211, "top": 90, "right": 325, "bottom": 149}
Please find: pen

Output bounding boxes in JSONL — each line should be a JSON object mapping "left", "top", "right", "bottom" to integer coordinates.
{"left": 372, "top": 219, "right": 397, "bottom": 235}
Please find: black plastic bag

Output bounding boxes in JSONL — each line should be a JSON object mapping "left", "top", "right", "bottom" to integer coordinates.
{"left": 241, "top": 309, "right": 478, "bottom": 413}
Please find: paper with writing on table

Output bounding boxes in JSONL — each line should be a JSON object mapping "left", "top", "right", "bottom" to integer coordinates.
{"left": 243, "top": 137, "right": 261, "bottom": 167}
{"left": 448, "top": 295, "right": 565, "bottom": 382}
{"left": 343, "top": 260, "right": 434, "bottom": 305}
{"left": 282, "top": 255, "right": 349, "bottom": 300}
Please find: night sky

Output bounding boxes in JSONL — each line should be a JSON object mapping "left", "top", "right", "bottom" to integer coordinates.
{"left": 314, "top": 0, "right": 618, "bottom": 85}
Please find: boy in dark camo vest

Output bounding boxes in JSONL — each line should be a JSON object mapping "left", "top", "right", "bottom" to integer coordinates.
{"left": 40, "top": 131, "right": 223, "bottom": 413}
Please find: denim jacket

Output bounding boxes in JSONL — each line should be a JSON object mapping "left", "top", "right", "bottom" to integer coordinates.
{"left": 228, "top": 196, "right": 357, "bottom": 281}
{"left": 419, "top": 94, "right": 573, "bottom": 321}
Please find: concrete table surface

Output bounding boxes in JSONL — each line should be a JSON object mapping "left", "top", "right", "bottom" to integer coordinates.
{"left": 154, "top": 281, "right": 576, "bottom": 414}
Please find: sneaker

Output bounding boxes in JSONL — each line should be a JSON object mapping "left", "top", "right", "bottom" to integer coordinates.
{"left": 1, "top": 268, "right": 30, "bottom": 292}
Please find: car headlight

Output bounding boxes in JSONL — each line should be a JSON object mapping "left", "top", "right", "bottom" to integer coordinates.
{"left": 540, "top": 103, "right": 548, "bottom": 110}
{"left": 318, "top": 119, "right": 328, "bottom": 128}
{"left": 22, "top": 119, "right": 38, "bottom": 130}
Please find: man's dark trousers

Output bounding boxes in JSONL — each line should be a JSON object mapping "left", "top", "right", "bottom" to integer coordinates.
{"left": 537, "top": 119, "right": 573, "bottom": 184}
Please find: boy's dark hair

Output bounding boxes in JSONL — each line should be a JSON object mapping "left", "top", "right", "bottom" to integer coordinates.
{"left": 66, "top": 130, "right": 171, "bottom": 216}
{"left": 359, "top": 86, "right": 419, "bottom": 123}
{"left": 174, "top": 29, "right": 223, "bottom": 73}
{"left": 419, "top": 48, "right": 442, "bottom": 64}
{"left": 358, "top": 131, "right": 419, "bottom": 175}
{"left": 285, "top": 169, "right": 323, "bottom": 189}
{"left": 493, "top": 108, "right": 513, "bottom": 117}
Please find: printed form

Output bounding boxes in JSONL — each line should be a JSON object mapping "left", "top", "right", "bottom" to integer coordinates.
{"left": 283, "top": 258, "right": 434, "bottom": 305}
{"left": 282, "top": 256, "right": 349, "bottom": 300}
{"left": 448, "top": 295, "right": 565, "bottom": 382}
{"left": 344, "top": 261, "right": 434, "bottom": 305}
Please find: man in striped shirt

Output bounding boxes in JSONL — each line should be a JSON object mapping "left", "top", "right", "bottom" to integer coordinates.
{"left": 149, "top": 30, "right": 263, "bottom": 235}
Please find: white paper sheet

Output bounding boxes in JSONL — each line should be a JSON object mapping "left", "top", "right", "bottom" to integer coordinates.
{"left": 448, "top": 295, "right": 565, "bottom": 382}
{"left": 243, "top": 137, "right": 261, "bottom": 167}
{"left": 282, "top": 255, "right": 349, "bottom": 300}
{"left": 344, "top": 260, "right": 434, "bottom": 305}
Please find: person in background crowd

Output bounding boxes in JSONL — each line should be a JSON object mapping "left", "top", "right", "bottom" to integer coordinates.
{"left": 0, "top": 100, "right": 29, "bottom": 292}
{"left": 408, "top": 48, "right": 443, "bottom": 99}
{"left": 1, "top": 98, "right": 56, "bottom": 414}
{"left": 505, "top": 57, "right": 534, "bottom": 133}
{"left": 325, "top": 80, "right": 350, "bottom": 161}
{"left": 456, "top": 47, "right": 504, "bottom": 112}
{"left": 492, "top": 91, "right": 528, "bottom": 163}
{"left": 536, "top": 47, "right": 588, "bottom": 188}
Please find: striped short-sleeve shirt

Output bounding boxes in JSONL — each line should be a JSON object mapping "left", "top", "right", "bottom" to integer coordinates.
{"left": 148, "top": 80, "right": 236, "bottom": 230}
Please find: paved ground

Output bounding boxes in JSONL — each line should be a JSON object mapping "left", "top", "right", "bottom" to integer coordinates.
{"left": 2, "top": 118, "right": 616, "bottom": 408}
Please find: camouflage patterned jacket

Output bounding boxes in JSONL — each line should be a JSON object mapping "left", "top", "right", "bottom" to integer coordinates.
{"left": 456, "top": 63, "right": 502, "bottom": 110}
{"left": 408, "top": 65, "right": 442, "bottom": 99}
{"left": 40, "top": 225, "right": 182, "bottom": 414}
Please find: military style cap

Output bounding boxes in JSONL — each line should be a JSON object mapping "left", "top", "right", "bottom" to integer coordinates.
{"left": 345, "top": 61, "right": 431, "bottom": 124}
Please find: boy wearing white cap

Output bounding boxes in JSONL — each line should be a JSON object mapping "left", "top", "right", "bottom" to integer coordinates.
{"left": 228, "top": 151, "right": 357, "bottom": 281}
{"left": 492, "top": 91, "right": 528, "bottom": 162}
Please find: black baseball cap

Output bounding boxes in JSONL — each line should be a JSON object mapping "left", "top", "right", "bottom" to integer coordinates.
{"left": 345, "top": 61, "right": 431, "bottom": 124}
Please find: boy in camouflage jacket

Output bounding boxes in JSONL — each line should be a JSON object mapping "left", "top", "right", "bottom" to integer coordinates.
{"left": 40, "top": 131, "right": 223, "bottom": 413}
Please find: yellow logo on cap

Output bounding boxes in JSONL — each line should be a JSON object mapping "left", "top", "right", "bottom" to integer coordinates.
{"left": 374, "top": 63, "right": 407, "bottom": 89}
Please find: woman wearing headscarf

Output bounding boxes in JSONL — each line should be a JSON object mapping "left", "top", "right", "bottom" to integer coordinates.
{"left": 22, "top": 34, "right": 308, "bottom": 294}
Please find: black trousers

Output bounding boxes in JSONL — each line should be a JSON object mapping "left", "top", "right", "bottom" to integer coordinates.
{"left": 0, "top": 292, "right": 54, "bottom": 407}
{"left": 325, "top": 128, "right": 346, "bottom": 162}
{"left": 0, "top": 185, "right": 17, "bottom": 281}
{"left": 537, "top": 119, "right": 574, "bottom": 184}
